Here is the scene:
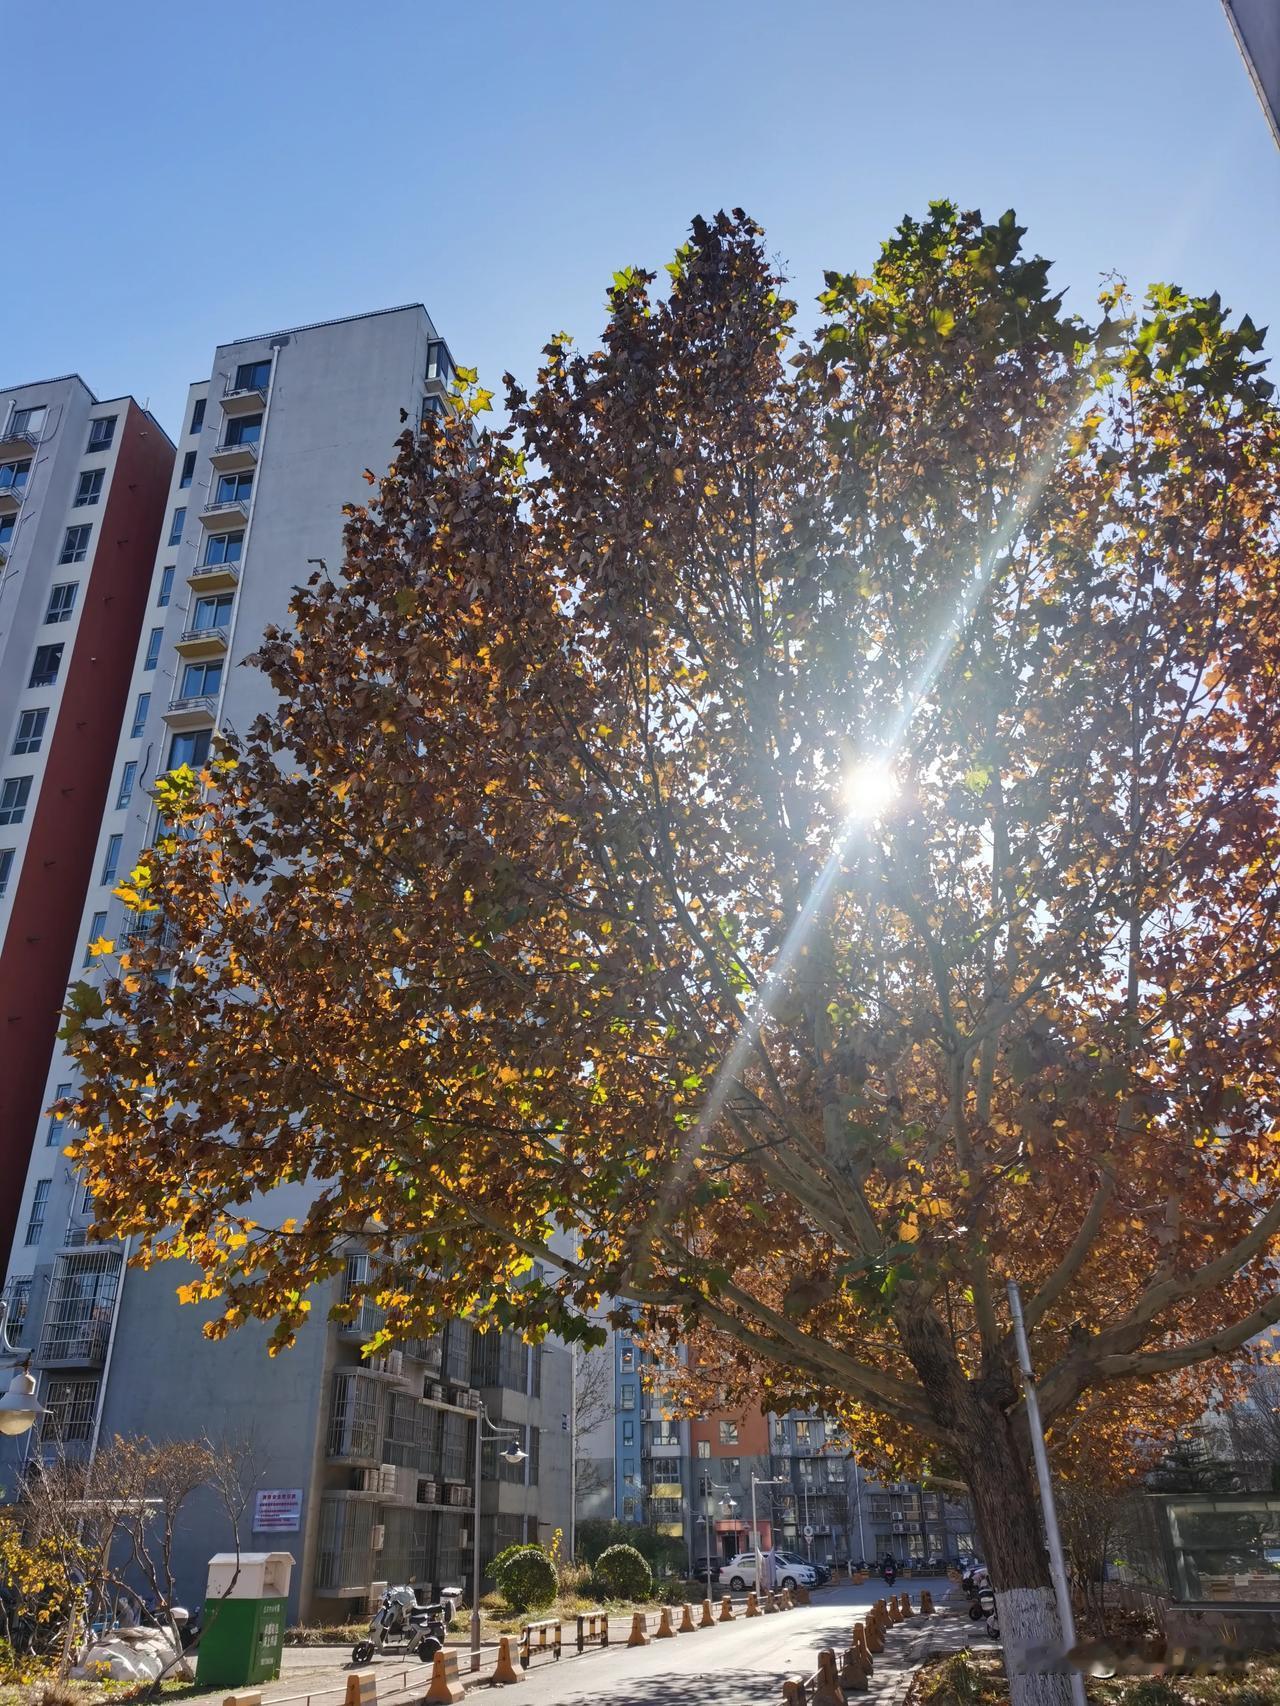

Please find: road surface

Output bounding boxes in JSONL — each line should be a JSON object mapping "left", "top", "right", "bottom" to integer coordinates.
{"left": 505, "top": 1576, "right": 959, "bottom": 1706}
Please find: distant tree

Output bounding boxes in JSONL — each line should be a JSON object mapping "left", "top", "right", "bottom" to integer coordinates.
{"left": 65, "top": 205, "right": 1280, "bottom": 1706}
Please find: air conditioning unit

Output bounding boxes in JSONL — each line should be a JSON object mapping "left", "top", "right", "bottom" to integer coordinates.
{"left": 355, "top": 1468, "right": 375, "bottom": 1492}
{"left": 371, "top": 1524, "right": 385, "bottom": 1551}
{"left": 379, "top": 1464, "right": 398, "bottom": 1495}
{"left": 386, "top": 1350, "right": 404, "bottom": 1376}
{"left": 892, "top": 1520, "right": 906, "bottom": 1533}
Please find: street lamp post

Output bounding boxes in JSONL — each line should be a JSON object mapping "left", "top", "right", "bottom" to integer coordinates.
{"left": 697, "top": 1480, "right": 737, "bottom": 1599}
{"left": 0, "top": 1301, "right": 41, "bottom": 1439}
{"left": 470, "top": 1404, "right": 527, "bottom": 1674}
{"left": 749, "top": 1475, "right": 789, "bottom": 1594}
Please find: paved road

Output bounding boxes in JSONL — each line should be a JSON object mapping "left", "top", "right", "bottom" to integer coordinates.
{"left": 504, "top": 1577, "right": 960, "bottom": 1706}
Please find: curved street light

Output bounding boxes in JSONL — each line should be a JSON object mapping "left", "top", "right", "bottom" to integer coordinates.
{"left": 0, "top": 1301, "right": 41, "bottom": 1438}
{"left": 470, "top": 1403, "right": 527, "bottom": 1671}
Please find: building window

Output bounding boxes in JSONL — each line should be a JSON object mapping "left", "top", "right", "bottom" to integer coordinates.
{"left": 45, "top": 582, "right": 78, "bottom": 623}
{"left": 130, "top": 692, "right": 150, "bottom": 738}
{"left": 620, "top": 1345, "right": 635, "bottom": 1370}
{"left": 59, "top": 525, "right": 90, "bottom": 565}
{"left": 696, "top": 1439, "right": 710, "bottom": 1459}
{"left": 794, "top": 1420, "right": 811, "bottom": 1445}
{"left": 0, "top": 516, "right": 14, "bottom": 553}
{"left": 86, "top": 416, "right": 117, "bottom": 454}
{"left": 157, "top": 566, "right": 174, "bottom": 606}
{"left": 168, "top": 729, "right": 211, "bottom": 770}
{"left": 85, "top": 910, "right": 107, "bottom": 964}
{"left": 203, "top": 531, "right": 243, "bottom": 567}
{"left": 116, "top": 762, "right": 137, "bottom": 810}
{"left": 74, "top": 469, "right": 104, "bottom": 506}
{"left": 622, "top": 1420, "right": 635, "bottom": 1446}
{"left": 12, "top": 709, "right": 47, "bottom": 755}
{"left": 100, "top": 834, "right": 122, "bottom": 887}
{"left": 3, "top": 1277, "right": 31, "bottom": 1343}
{"left": 0, "top": 777, "right": 31, "bottom": 825}
{"left": 0, "top": 847, "right": 12, "bottom": 899}
{"left": 180, "top": 660, "right": 223, "bottom": 699}
{"left": 0, "top": 459, "right": 30, "bottom": 494}
{"left": 620, "top": 1383, "right": 636, "bottom": 1411}
{"left": 29, "top": 644, "right": 63, "bottom": 688}
{"left": 47, "top": 1081, "right": 73, "bottom": 1147}
{"left": 719, "top": 1420, "right": 739, "bottom": 1446}
{"left": 234, "top": 359, "right": 271, "bottom": 392}
{"left": 426, "top": 341, "right": 455, "bottom": 386}
{"left": 167, "top": 507, "right": 185, "bottom": 547}
{"left": 193, "top": 594, "right": 234, "bottom": 631}
{"left": 623, "top": 1460, "right": 637, "bottom": 1487}
{"left": 225, "top": 413, "right": 262, "bottom": 447}
{"left": 143, "top": 627, "right": 163, "bottom": 671}
{"left": 214, "top": 471, "right": 253, "bottom": 505}
{"left": 41, "top": 1377, "right": 100, "bottom": 1444}
{"left": 189, "top": 398, "right": 206, "bottom": 436}
{"left": 723, "top": 1456, "right": 741, "bottom": 1481}
{"left": 24, "top": 1180, "right": 49, "bottom": 1245}
{"left": 179, "top": 451, "right": 196, "bottom": 489}
{"left": 12, "top": 406, "right": 46, "bottom": 438}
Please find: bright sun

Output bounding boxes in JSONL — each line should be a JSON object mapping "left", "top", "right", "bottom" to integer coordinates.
{"left": 842, "top": 759, "right": 899, "bottom": 824}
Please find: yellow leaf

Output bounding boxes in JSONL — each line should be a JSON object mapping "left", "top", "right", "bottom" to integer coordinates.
{"left": 88, "top": 936, "right": 115, "bottom": 959}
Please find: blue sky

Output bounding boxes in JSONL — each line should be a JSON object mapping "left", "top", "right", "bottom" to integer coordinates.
{"left": 12, "top": 0, "right": 1278, "bottom": 441}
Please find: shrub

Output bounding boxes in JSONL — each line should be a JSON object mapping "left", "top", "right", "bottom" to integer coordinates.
{"left": 1122, "top": 1684, "right": 1184, "bottom": 1706}
{"left": 496, "top": 1546, "right": 558, "bottom": 1613}
{"left": 592, "top": 1543, "right": 653, "bottom": 1602}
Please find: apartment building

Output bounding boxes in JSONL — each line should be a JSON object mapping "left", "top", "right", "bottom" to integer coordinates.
{"left": 0, "top": 379, "right": 172, "bottom": 1257}
{"left": 0, "top": 309, "right": 571, "bottom": 1620}
{"left": 590, "top": 1329, "right": 978, "bottom": 1568}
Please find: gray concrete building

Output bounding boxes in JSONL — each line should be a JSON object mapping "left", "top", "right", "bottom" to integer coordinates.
{"left": 0, "top": 308, "right": 572, "bottom": 1621}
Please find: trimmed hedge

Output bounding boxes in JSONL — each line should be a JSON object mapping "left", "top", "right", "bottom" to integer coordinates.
{"left": 496, "top": 1545, "right": 558, "bottom": 1613}
{"left": 591, "top": 1543, "right": 653, "bottom": 1602}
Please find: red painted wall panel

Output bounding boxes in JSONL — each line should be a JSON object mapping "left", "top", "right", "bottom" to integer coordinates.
{"left": 0, "top": 403, "right": 172, "bottom": 1252}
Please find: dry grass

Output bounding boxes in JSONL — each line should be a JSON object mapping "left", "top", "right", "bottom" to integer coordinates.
{"left": 914, "top": 1650, "right": 1280, "bottom": 1706}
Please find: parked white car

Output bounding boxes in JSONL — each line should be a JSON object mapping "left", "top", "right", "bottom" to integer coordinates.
{"left": 723, "top": 1550, "right": 818, "bottom": 1591}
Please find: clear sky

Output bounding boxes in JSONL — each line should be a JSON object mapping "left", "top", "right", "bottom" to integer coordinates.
{"left": 11, "top": 0, "right": 1279, "bottom": 441}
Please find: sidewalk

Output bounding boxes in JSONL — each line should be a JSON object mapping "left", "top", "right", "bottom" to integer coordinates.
{"left": 864, "top": 1610, "right": 996, "bottom": 1706}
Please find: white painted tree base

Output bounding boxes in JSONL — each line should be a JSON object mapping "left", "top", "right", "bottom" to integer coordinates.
{"left": 998, "top": 1585, "right": 1075, "bottom": 1706}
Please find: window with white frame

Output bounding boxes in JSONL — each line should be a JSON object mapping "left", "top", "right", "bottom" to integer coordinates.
{"left": 86, "top": 416, "right": 116, "bottom": 454}
{"left": 12, "top": 709, "right": 47, "bottom": 755}
{"left": 0, "top": 848, "right": 13, "bottom": 899}
{"left": 143, "top": 628, "right": 163, "bottom": 671}
{"left": 202, "top": 532, "right": 243, "bottom": 567}
{"left": 59, "top": 526, "right": 90, "bottom": 565}
{"left": 47, "top": 1080, "right": 73, "bottom": 1146}
{"left": 84, "top": 910, "right": 106, "bottom": 966}
{"left": 45, "top": 582, "right": 78, "bottom": 623}
{"left": 24, "top": 1179, "right": 49, "bottom": 1245}
{"left": 130, "top": 693, "right": 150, "bottom": 738}
{"left": 74, "top": 470, "right": 104, "bottom": 506}
{"left": 116, "top": 761, "right": 137, "bottom": 809}
{"left": 0, "top": 777, "right": 31, "bottom": 825}
{"left": 29, "top": 645, "right": 62, "bottom": 687}
{"left": 100, "top": 834, "right": 122, "bottom": 887}
{"left": 167, "top": 508, "right": 185, "bottom": 547}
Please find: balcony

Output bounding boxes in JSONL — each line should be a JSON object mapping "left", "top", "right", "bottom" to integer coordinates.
{"left": 188, "top": 558, "right": 241, "bottom": 594}
{"left": 0, "top": 481, "right": 25, "bottom": 516}
{"left": 175, "top": 624, "right": 229, "bottom": 659}
{"left": 0, "top": 424, "right": 39, "bottom": 460}
{"left": 221, "top": 374, "right": 269, "bottom": 416}
{"left": 164, "top": 694, "right": 218, "bottom": 730}
{"left": 208, "top": 437, "right": 259, "bottom": 475}
{"left": 199, "top": 497, "right": 249, "bottom": 531}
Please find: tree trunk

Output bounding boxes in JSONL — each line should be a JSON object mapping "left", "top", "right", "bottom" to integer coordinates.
{"left": 962, "top": 1408, "right": 1074, "bottom": 1706}
{"left": 901, "top": 1308, "right": 1074, "bottom": 1706}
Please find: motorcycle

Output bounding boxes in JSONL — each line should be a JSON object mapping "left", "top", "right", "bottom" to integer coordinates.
{"left": 882, "top": 1564, "right": 897, "bottom": 1587}
{"left": 351, "top": 1586, "right": 453, "bottom": 1665}
{"left": 968, "top": 1583, "right": 999, "bottom": 1640}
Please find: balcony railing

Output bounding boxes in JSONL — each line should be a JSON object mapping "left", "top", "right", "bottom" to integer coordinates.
{"left": 209, "top": 437, "right": 259, "bottom": 466}
{"left": 164, "top": 694, "right": 218, "bottom": 727}
{"left": 199, "top": 498, "right": 249, "bottom": 529}
{"left": 221, "top": 373, "right": 270, "bottom": 415}
{"left": 177, "top": 624, "right": 229, "bottom": 651}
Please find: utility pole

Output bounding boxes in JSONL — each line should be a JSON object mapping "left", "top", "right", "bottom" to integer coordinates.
{"left": 1007, "top": 1281, "right": 1088, "bottom": 1706}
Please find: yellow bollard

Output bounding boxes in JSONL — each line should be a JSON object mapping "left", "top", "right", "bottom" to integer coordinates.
{"left": 700, "top": 1598, "right": 715, "bottom": 1629}
{"left": 840, "top": 1642, "right": 870, "bottom": 1694}
{"left": 811, "top": 1649, "right": 847, "bottom": 1706}
{"left": 423, "top": 1651, "right": 465, "bottom": 1705}
{"left": 854, "top": 1623, "right": 874, "bottom": 1673}
{"left": 920, "top": 1589, "right": 935, "bottom": 1615}
{"left": 864, "top": 1613, "right": 884, "bottom": 1654}
{"left": 343, "top": 1673, "right": 375, "bottom": 1706}
{"left": 488, "top": 1638, "right": 523, "bottom": 1686}
{"left": 627, "top": 1611, "right": 650, "bottom": 1647}
{"left": 746, "top": 1591, "right": 761, "bottom": 1617}
{"left": 764, "top": 1590, "right": 779, "bottom": 1614}
{"left": 719, "top": 1595, "right": 735, "bottom": 1622}
{"left": 796, "top": 1584, "right": 811, "bottom": 1607}
{"left": 678, "top": 1602, "right": 696, "bottom": 1634}
{"left": 655, "top": 1605, "right": 678, "bottom": 1638}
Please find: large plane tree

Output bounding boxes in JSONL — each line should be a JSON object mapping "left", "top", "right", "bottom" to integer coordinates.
{"left": 65, "top": 206, "right": 1280, "bottom": 1705}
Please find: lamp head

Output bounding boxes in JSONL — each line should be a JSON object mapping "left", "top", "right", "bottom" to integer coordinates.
{"left": 0, "top": 1366, "right": 41, "bottom": 1437}
{"left": 501, "top": 1442, "right": 528, "bottom": 1466}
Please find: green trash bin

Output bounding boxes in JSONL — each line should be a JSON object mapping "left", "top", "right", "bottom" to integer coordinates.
{"left": 196, "top": 1552, "right": 294, "bottom": 1688}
